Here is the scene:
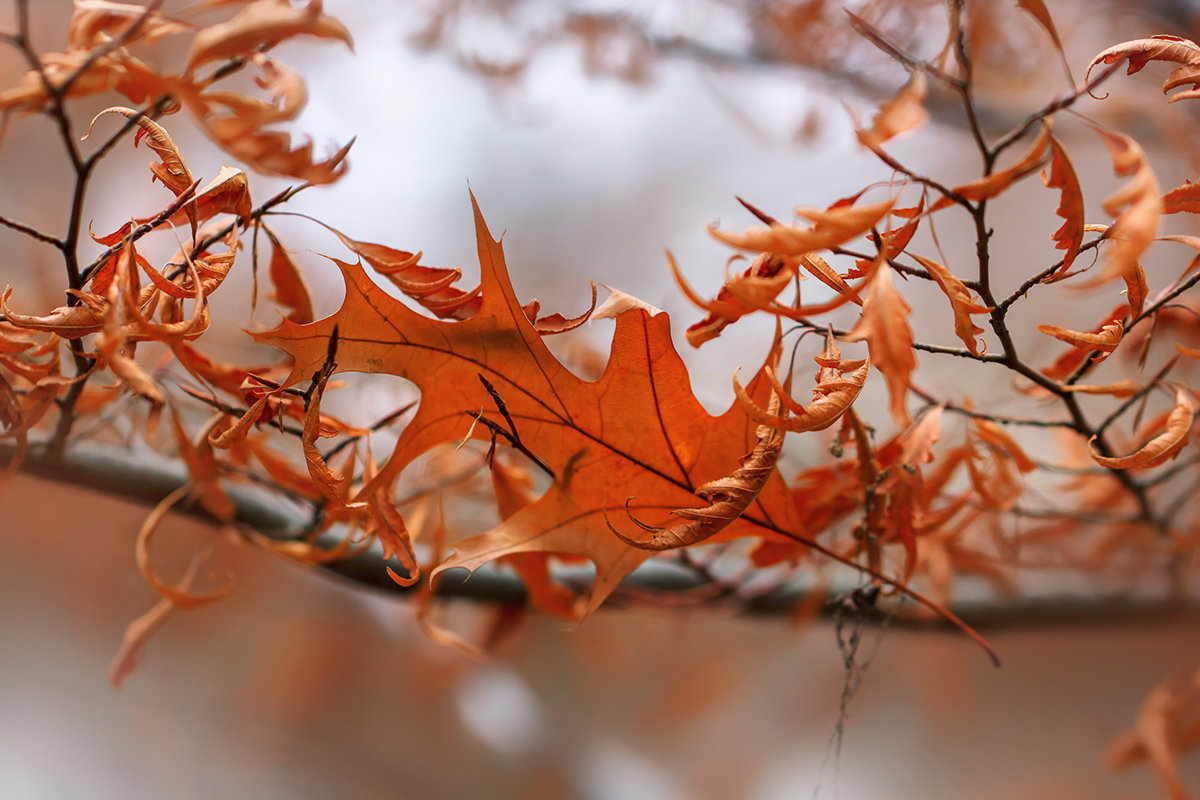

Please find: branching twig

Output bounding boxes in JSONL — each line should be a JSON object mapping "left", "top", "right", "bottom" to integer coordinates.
{"left": 468, "top": 374, "right": 555, "bottom": 480}
{"left": 910, "top": 385, "right": 1075, "bottom": 429}
{"left": 0, "top": 213, "right": 60, "bottom": 246}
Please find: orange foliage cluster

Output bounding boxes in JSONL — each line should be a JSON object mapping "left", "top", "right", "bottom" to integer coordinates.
{"left": 1, "top": 2, "right": 1199, "bottom": 795}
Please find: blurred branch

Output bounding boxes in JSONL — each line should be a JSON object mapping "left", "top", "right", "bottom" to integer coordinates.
{"left": 6, "top": 439, "right": 1197, "bottom": 629}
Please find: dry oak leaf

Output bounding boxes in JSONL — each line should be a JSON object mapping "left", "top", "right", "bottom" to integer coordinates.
{"left": 255, "top": 195, "right": 805, "bottom": 615}
{"left": 0, "top": 48, "right": 166, "bottom": 113}
{"left": 1060, "top": 380, "right": 1140, "bottom": 398}
{"left": 856, "top": 70, "right": 928, "bottom": 151}
{"left": 1038, "top": 305, "right": 1127, "bottom": 380}
{"left": 1083, "top": 127, "right": 1161, "bottom": 290}
{"left": 910, "top": 253, "right": 990, "bottom": 355}
{"left": 186, "top": 0, "right": 353, "bottom": 73}
{"left": 1086, "top": 35, "right": 1200, "bottom": 103}
{"left": 1014, "top": 0, "right": 1074, "bottom": 85}
{"left": 1089, "top": 386, "right": 1196, "bottom": 469}
{"left": 86, "top": 107, "right": 194, "bottom": 198}
{"left": 1164, "top": 181, "right": 1200, "bottom": 214}
{"left": 175, "top": 87, "right": 353, "bottom": 185}
{"left": 609, "top": 391, "right": 787, "bottom": 552}
{"left": 733, "top": 348, "right": 870, "bottom": 434}
{"left": 69, "top": 1, "right": 194, "bottom": 52}
{"left": 670, "top": 251, "right": 793, "bottom": 347}
{"left": 844, "top": 260, "right": 915, "bottom": 427}
{"left": 1037, "top": 319, "right": 1124, "bottom": 360}
{"left": 1042, "top": 134, "right": 1085, "bottom": 273}
{"left": 140, "top": 165, "right": 252, "bottom": 229}
{"left": 263, "top": 227, "right": 314, "bottom": 324}
{"left": 591, "top": 284, "right": 663, "bottom": 322}
{"left": 709, "top": 199, "right": 894, "bottom": 258}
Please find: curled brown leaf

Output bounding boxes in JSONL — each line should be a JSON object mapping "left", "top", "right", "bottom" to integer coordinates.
{"left": 186, "top": 0, "right": 353, "bottom": 73}
{"left": 1042, "top": 135, "right": 1085, "bottom": 273}
{"left": 1088, "top": 387, "right": 1196, "bottom": 469}
{"left": 710, "top": 199, "right": 894, "bottom": 258}
{"left": 910, "top": 253, "right": 990, "bottom": 355}
{"left": 609, "top": 392, "right": 787, "bottom": 551}
{"left": 733, "top": 360, "right": 869, "bottom": 434}
{"left": 1037, "top": 319, "right": 1124, "bottom": 359}
{"left": 1086, "top": 35, "right": 1200, "bottom": 102}
{"left": 844, "top": 260, "right": 914, "bottom": 426}
{"left": 856, "top": 70, "right": 928, "bottom": 151}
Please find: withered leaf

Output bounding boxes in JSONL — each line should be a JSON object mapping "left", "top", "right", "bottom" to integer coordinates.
{"left": 1042, "top": 135, "right": 1085, "bottom": 273}
{"left": 1089, "top": 387, "right": 1196, "bottom": 469}
{"left": 910, "top": 253, "right": 990, "bottom": 355}
{"left": 1083, "top": 126, "right": 1161, "bottom": 290}
{"left": 1061, "top": 380, "right": 1140, "bottom": 398}
{"left": 733, "top": 358, "right": 869, "bottom": 434}
{"left": 1014, "top": 0, "right": 1074, "bottom": 85}
{"left": 264, "top": 228, "right": 314, "bottom": 324}
{"left": 69, "top": 1, "right": 194, "bottom": 52}
{"left": 187, "top": 0, "right": 353, "bottom": 73}
{"left": 609, "top": 391, "right": 787, "bottom": 551}
{"left": 256, "top": 195, "right": 805, "bottom": 615}
{"left": 844, "top": 260, "right": 915, "bottom": 426}
{"left": 86, "top": 107, "right": 194, "bottom": 197}
{"left": 1163, "top": 181, "right": 1200, "bottom": 214}
{"left": 1107, "top": 664, "right": 1200, "bottom": 800}
{"left": 710, "top": 199, "right": 894, "bottom": 258}
{"left": 1086, "top": 35, "right": 1200, "bottom": 102}
{"left": 931, "top": 123, "right": 1051, "bottom": 212}
{"left": 1037, "top": 319, "right": 1124, "bottom": 360}
{"left": 856, "top": 70, "right": 928, "bottom": 151}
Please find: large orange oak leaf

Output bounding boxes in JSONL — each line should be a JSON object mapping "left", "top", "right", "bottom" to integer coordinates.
{"left": 255, "top": 195, "right": 805, "bottom": 615}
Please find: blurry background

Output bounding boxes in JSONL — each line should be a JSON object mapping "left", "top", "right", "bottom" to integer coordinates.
{"left": 1, "top": 1, "right": 1200, "bottom": 797}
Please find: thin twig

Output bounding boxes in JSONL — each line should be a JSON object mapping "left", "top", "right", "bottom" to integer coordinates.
{"left": 0, "top": 213, "right": 60, "bottom": 246}
{"left": 78, "top": 180, "right": 200, "bottom": 286}
{"left": 910, "top": 385, "right": 1075, "bottom": 429}
{"left": 469, "top": 374, "right": 556, "bottom": 480}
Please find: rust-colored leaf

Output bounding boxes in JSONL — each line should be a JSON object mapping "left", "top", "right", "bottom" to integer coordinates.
{"left": 844, "top": 260, "right": 915, "bottom": 426}
{"left": 856, "top": 70, "right": 928, "bottom": 151}
{"left": 69, "top": 1, "right": 193, "bottom": 52}
{"left": 1061, "top": 380, "right": 1140, "bottom": 398}
{"left": 1163, "top": 181, "right": 1200, "bottom": 214}
{"left": 1037, "top": 319, "right": 1124, "bottom": 359}
{"left": 1083, "top": 126, "right": 1161, "bottom": 289}
{"left": 733, "top": 358, "right": 869, "bottom": 434}
{"left": 1042, "top": 135, "right": 1085, "bottom": 273}
{"left": 85, "top": 107, "right": 194, "bottom": 197}
{"left": 1088, "top": 387, "right": 1196, "bottom": 469}
{"left": 798, "top": 253, "right": 862, "bottom": 305}
{"left": 931, "top": 122, "right": 1050, "bottom": 212}
{"left": 186, "top": 0, "right": 353, "bottom": 73}
{"left": 1086, "top": 35, "right": 1200, "bottom": 102}
{"left": 609, "top": 391, "right": 787, "bottom": 551}
{"left": 709, "top": 199, "right": 894, "bottom": 258}
{"left": 910, "top": 253, "right": 990, "bottom": 355}
{"left": 135, "top": 485, "right": 233, "bottom": 608}
{"left": 256, "top": 195, "right": 805, "bottom": 614}
{"left": 1014, "top": 0, "right": 1074, "bottom": 85}
{"left": 323, "top": 225, "right": 483, "bottom": 320}
{"left": 592, "top": 284, "right": 663, "bottom": 321}
{"left": 264, "top": 228, "right": 314, "bottom": 324}
{"left": 672, "top": 252, "right": 793, "bottom": 347}
{"left": 108, "top": 553, "right": 203, "bottom": 689}
{"left": 177, "top": 54, "right": 353, "bottom": 184}
{"left": 973, "top": 417, "right": 1037, "bottom": 473}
